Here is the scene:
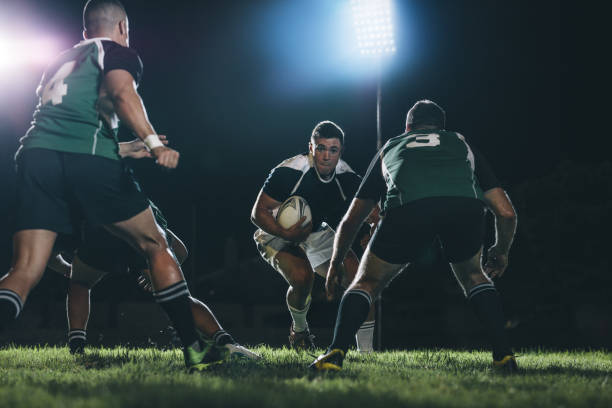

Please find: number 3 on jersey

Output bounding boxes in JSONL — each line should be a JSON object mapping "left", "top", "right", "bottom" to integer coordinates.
{"left": 41, "top": 61, "right": 76, "bottom": 105}
{"left": 406, "top": 133, "right": 441, "bottom": 148}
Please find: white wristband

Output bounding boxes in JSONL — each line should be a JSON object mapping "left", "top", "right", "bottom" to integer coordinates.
{"left": 144, "top": 134, "right": 164, "bottom": 150}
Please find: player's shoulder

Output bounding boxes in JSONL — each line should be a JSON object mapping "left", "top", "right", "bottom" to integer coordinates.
{"left": 336, "top": 159, "right": 356, "bottom": 175}
{"left": 275, "top": 153, "right": 310, "bottom": 172}
{"left": 101, "top": 41, "right": 142, "bottom": 66}
{"left": 382, "top": 131, "right": 411, "bottom": 151}
{"left": 437, "top": 129, "right": 465, "bottom": 140}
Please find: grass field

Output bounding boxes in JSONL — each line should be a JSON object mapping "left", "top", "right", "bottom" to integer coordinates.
{"left": 1, "top": 346, "right": 611, "bottom": 408}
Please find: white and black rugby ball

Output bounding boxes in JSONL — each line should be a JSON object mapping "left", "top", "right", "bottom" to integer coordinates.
{"left": 276, "top": 196, "right": 312, "bottom": 229}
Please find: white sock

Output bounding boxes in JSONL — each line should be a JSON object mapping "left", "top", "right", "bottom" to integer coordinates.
{"left": 287, "top": 295, "right": 311, "bottom": 332}
{"left": 356, "top": 320, "right": 375, "bottom": 352}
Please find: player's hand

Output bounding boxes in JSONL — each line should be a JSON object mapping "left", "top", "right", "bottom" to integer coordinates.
{"left": 325, "top": 262, "right": 344, "bottom": 301}
{"left": 281, "top": 216, "right": 312, "bottom": 242}
{"left": 484, "top": 246, "right": 509, "bottom": 279}
{"left": 151, "top": 145, "right": 180, "bottom": 169}
{"left": 122, "top": 135, "right": 169, "bottom": 159}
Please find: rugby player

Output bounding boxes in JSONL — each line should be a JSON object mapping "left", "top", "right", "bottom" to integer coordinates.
{"left": 251, "top": 121, "right": 375, "bottom": 351}
{"left": 0, "top": 0, "right": 216, "bottom": 370}
{"left": 310, "top": 100, "right": 519, "bottom": 372}
{"left": 48, "top": 200, "right": 259, "bottom": 360}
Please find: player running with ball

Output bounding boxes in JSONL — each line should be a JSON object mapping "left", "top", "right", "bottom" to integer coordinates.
{"left": 251, "top": 121, "right": 375, "bottom": 351}
{"left": 310, "top": 100, "right": 519, "bottom": 372}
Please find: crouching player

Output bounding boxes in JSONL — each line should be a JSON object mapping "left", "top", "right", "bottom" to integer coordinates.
{"left": 251, "top": 121, "right": 375, "bottom": 351}
{"left": 311, "top": 100, "right": 519, "bottom": 372}
{"left": 49, "top": 200, "right": 259, "bottom": 363}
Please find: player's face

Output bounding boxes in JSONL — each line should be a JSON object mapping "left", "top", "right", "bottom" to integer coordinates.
{"left": 309, "top": 137, "right": 342, "bottom": 177}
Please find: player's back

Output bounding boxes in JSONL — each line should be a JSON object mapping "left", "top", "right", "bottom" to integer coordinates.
{"left": 19, "top": 38, "right": 120, "bottom": 160}
{"left": 381, "top": 129, "right": 483, "bottom": 209}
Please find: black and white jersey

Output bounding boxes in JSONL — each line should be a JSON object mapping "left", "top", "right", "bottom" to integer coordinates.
{"left": 261, "top": 153, "right": 362, "bottom": 231}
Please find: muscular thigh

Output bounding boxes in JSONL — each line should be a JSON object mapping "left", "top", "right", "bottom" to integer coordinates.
{"left": 273, "top": 245, "right": 314, "bottom": 286}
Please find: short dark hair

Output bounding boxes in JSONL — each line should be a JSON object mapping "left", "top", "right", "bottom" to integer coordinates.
{"left": 311, "top": 121, "right": 344, "bottom": 145}
{"left": 83, "top": 0, "right": 127, "bottom": 34}
{"left": 406, "top": 99, "right": 446, "bottom": 129}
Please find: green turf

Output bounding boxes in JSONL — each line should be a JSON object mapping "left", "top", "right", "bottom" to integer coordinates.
{"left": 0, "top": 346, "right": 610, "bottom": 407}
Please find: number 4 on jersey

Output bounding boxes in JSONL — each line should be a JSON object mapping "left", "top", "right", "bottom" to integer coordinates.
{"left": 41, "top": 61, "right": 76, "bottom": 105}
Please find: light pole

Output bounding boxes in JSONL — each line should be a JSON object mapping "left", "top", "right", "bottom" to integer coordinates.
{"left": 350, "top": 0, "right": 396, "bottom": 350}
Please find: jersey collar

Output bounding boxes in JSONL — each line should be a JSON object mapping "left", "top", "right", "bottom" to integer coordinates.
{"left": 309, "top": 153, "right": 337, "bottom": 183}
{"left": 74, "top": 37, "right": 113, "bottom": 47}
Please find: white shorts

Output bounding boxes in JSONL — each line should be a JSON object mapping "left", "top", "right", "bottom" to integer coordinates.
{"left": 253, "top": 224, "right": 335, "bottom": 271}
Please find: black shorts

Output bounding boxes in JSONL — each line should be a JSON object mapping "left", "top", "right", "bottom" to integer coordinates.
{"left": 15, "top": 148, "right": 149, "bottom": 234}
{"left": 370, "top": 197, "right": 485, "bottom": 264}
{"left": 77, "top": 225, "right": 175, "bottom": 274}
{"left": 77, "top": 226, "right": 146, "bottom": 274}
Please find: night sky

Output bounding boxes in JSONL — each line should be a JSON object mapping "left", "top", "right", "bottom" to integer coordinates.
{"left": 1, "top": 0, "right": 566, "bottom": 272}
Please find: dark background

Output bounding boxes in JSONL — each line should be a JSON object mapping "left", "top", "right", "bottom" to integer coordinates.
{"left": 1, "top": 1, "right": 608, "bottom": 349}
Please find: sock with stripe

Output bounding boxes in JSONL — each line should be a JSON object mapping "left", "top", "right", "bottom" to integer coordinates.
{"left": 467, "top": 282, "right": 512, "bottom": 360}
{"left": 329, "top": 289, "right": 372, "bottom": 353}
{"left": 355, "top": 320, "right": 375, "bottom": 352}
{"left": 68, "top": 329, "right": 87, "bottom": 353}
{"left": 287, "top": 294, "right": 311, "bottom": 333}
{"left": 212, "top": 329, "right": 235, "bottom": 346}
{"left": 0, "top": 289, "right": 23, "bottom": 331}
{"left": 153, "top": 281, "right": 198, "bottom": 349}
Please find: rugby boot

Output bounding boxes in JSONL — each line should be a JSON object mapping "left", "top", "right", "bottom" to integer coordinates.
{"left": 224, "top": 343, "right": 262, "bottom": 360}
{"left": 289, "top": 326, "right": 316, "bottom": 350}
{"left": 184, "top": 340, "right": 230, "bottom": 372}
{"left": 309, "top": 348, "right": 345, "bottom": 372}
{"left": 493, "top": 354, "right": 519, "bottom": 373}
{"left": 68, "top": 338, "right": 86, "bottom": 355}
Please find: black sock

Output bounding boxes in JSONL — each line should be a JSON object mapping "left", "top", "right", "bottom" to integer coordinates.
{"left": 68, "top": 329, "right": 87, "bottom": 353}
{"left": 468, "top": 282, "right": 512, "bottom": 360}
{"left": 212, "top": 329, "right": 235, "bottom": 346}
{"left": 153, "top": 281, "right": 198, "bottom": 348}
{"left": 329, "top": 289, "right": 372, "bottom": 353}
{"left": 0, "top": 289, "right": 23, "bottom": 331}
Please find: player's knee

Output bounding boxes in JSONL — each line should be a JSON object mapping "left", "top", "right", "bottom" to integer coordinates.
{"left": 290, "top": 269, "right": 314, "bottom": 290}
{"left": 355, "top": 275, "right": 384, "bottom": 294}
{"left": 137, "top": 233, "right": 168, "bottom": 257}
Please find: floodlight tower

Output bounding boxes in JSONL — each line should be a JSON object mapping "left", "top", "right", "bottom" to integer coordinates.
{"left": 351, "top": 0, "right": 396, "bottom": 149}
{"left": 351, "top": 0, "right": 396, "bottom": 350}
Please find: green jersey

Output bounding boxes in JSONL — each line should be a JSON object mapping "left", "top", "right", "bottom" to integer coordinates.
{"left": 357, "top": 129, "right": 500, "bottom": 212}
{"left": 18, "top": 38, "right": 143, "bottom": 161}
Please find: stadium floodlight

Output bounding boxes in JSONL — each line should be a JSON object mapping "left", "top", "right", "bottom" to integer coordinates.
{"left": 351, "top": 0, "right": 396, "bottom": 57}
{"left": 0, "top": 32, "right": 60, "bottom": 72}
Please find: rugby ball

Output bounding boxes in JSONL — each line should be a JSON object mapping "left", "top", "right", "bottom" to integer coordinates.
{"left": 276, "top": 196, "right": 312, "bottom": 229}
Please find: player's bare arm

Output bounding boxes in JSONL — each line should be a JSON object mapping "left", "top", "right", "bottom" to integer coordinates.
{"left": 250, "top": 190, "right": 312, "bottom": 242}
{"left": 101, "top": 69, "right": 179, "bottom": 168}
{"left": 326, "top": 197, "right": 377, "bottom": 299}
{"left": 482, "top": 187, "right": 517, "bottom": 278}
